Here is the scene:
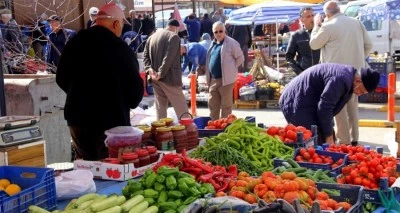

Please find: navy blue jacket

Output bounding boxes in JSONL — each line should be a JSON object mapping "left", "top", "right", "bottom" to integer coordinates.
{"left": 279, "top": 63, "right": 355, "bottom": 138}
{"left": 200, "top": 18, "right": 213, "bottom": 38}
{"left": 47, "top": 29, "right": 75, "bottom": 66}
{"left": 184, "top": 17, "right": 201, "bottom": 42}
{"left": 182, "top": 43, "right": 207, "bottom": 73}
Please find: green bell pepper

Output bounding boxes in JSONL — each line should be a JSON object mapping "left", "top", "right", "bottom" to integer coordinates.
{"left": 166, "top": 175, "right": 177, "bottom": 190}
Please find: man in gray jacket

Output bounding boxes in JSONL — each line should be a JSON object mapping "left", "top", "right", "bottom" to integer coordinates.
{"left": 144, "top": 19, "right": 189, "bottom": 120}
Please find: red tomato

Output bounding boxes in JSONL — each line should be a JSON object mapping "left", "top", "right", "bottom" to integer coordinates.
{"left": 207, "top": 125, "right": 216, "bottom": 129}
{"left": 299, "top": 148, "right": 307, "bottom": 155}
{"left": 286, "top": 130, "right": 297, "bottom": 141}
{"left": 308, "top": 147, "right": 316, "bottom": 156}
{"left": 284, "top": 124, "right": 296, "bottom": 132}
{"left": 354, "top": 177, "right": 362, "bottom": 185}
{"left": 314, "top": 158, "right": 323, "bottom": 163}
{"left": 278, "top": 129, "right": 286, "bottom": 137}
{"left": 222, "top": 118, "right": 228, "bottom": 124}
{"left": 207, "top": 120, "right": 214, "bottom": 126}
{"left": 227, "top": 114, "right": 237, "bottom": 120}
{"left": 267, "top": 126, "right": 279, "bottom": 136}
{"left": 221, "top": 123, "right": 228, "bottom": 129}
{"left": 295, "top": 126, "right": 307, "bottom": 133}
{"left": 214, "top": 120, "right": 221, "bottom": 129}
{"left": 295, "top": 156, "right": 304, "bottom": 162}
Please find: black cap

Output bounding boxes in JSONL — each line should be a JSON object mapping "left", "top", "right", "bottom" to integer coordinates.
{"left": 167, "top": 19, "right": 180, "bottom": 27}
{"left": 360, "top": 68, "right": 380, "bottom": 93}
{"left": 48, "top": 15, "right": 62, "bottom": 22}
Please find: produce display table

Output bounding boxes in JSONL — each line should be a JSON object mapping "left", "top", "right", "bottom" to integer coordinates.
{"left": 57, "top": 179, "right": 130, "bottom": 210}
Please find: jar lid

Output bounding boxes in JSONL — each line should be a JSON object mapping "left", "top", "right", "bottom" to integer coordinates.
{"left": 179, "top": 118, "right": 194, "bottom": 125}
{"left": 151, "top": 121, "right": 166, "bottom": 127}
{"left": 156, "top": 127, "right": 171, "bottom": 132}
{"left": 159, "top": 118, "right": 174, "bottom": 123}
{"left": 104, "top": 158, "right": 120, "bottom": 164}
{"left": 122, "top": 152, "right": 138, "bottom": 160}
{"left": 171, "top": 125, "right": 186, "bottom": 131}
{"left": 147, "top": 146, "right": 157, "bottom": 153}
{"left": 138, "top": 150, "right": 149, "bottom": 157}
{"left": 138, "top": 126, "right": 151, "bottom": 132}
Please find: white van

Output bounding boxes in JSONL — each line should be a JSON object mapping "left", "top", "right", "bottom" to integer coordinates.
{"left": 342, "top": 0, "right": 400, "bottom": 57}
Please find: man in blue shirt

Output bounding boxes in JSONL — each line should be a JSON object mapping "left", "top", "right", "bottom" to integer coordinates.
{"left": 184, "top": 14, "right": 201, "bottom": 42}
{"left": 181, "top": 43, "right": 207, "bottom": 75}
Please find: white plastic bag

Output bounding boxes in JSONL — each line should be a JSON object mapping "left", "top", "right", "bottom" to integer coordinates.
{"left": 104, "top": 126, "right": 144, "bottom": 147}
{"left": 55, "top": 170, "right": 96, "bottom": 200}
{"left": 265, "top": 66, "right": 284, "bottom": 81}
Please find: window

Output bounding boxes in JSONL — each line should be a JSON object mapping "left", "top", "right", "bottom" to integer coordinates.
{"left": 344, "top": 5, "right": 366, "bottom": 17}
{"left": 362, "top": 19, "right": 383, "bottom": 31}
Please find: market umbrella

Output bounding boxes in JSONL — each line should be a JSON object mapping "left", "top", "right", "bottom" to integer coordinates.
{"left": 358, "top": 0, "right": 400, "bottom": 21}
{"left": 220, "top": 0, "right": 324, "bottom": 5}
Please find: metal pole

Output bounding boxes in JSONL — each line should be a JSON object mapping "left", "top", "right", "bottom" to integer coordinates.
{"left": 192, "top": 0, "right": 196, "bottom": 14}
{"left": 198, "top": 1, "right": 200, "bottom": 17}
{"left": 152, "top": 0, "right": 155, "bottom": 22}
{"left": 162, "top": 0, "right": 164, "bottom": 28}
{"left": 0, "top": 49, "right": 6, "bottom": 116}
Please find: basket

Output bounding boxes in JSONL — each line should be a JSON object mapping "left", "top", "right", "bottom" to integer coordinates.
{"left": 274, "top": 149, "right": 348, "bottom": 177}
{"left": 282, "top": 125, "right": 318, "bottom": 148}
{"left": 256, "top": 87, "right": 275, "bottom": 100}
{"left": 0, "top": 166, "right": 56, "bottom": 213}
{"left": 316, "top": 183, "right": 364, "bottom": 213}
{"left": 358, "top": 91, "right": 387, "bottom": 103}
{"left": 194, "top": 116, "right": 256, "bottom": 138}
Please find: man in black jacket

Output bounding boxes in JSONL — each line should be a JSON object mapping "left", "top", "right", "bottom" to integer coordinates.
{"left": 228, "top": 24, "right": 252, "bottom": 72}
{"left": 200, "top": 13, "right": 213, "bottom": 38}
{"left": 56, "top": 3, "right": 144, "bottom": 160}
{"left": 123, "top": 10, "right": 142, "bottom": 35}
{"left": 286, "top": 7, "right": 320, "bottom": 75}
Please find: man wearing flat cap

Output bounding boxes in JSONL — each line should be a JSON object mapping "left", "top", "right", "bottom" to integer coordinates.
{"left": 47, "top": 15, "right": 75, "bottom": 66}
{"left": 279, "top": 63, "right": 380, "bottom": 145}
{"left": 144, "top": 19, "right": 189, "bottom": 120}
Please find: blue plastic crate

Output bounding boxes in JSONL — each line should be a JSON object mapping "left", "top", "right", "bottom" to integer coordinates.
{"left": 316, "top": 183, "right": 364, "bottom": 213}
{"left": 273, "top": 149, "right": 348, "bottom": 176}
{"left": 0, "top": 166, "right": 56, "bottom": 213}
{"left": 368, "top": 61, "right": 392, "bottom": 88}
{"left": 194, "top": 116, "right": 256, "bottom": 138}
{"left": 358, "top": 91, "right": 387, "bottom": 103}
{"left": 282, "top": 125, "right": 318, "bottom": 148}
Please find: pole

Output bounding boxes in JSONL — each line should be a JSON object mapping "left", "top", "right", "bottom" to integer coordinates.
{"left": 388, "top": 72, "right": 396, "bottom": 122}
{"left": 275, "top": 20, "right": 279, "bottom": 71}
{"left": 151, "top": 0, "right": 155, "bottom": 22}
{"left": 190, "top": 74, "right": 197, "bottom": 116}
{"left": 197, "top": 1, "right": 200, "bottom": 17}
{"left": 0, "top": 49, "right": 6, "bottom": 116}
{"left": 162, "top": 0, "right": 164, "bottom": 28}
{"left": 192, "top": 0, "right": 196, "bottom": 14}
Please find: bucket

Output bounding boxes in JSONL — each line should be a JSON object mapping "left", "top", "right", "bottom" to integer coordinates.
{"left": 104, "top": 126, "right": 144, "bottom": 158}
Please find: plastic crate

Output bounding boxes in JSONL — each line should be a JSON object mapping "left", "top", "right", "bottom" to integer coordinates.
{"left": 282, "top": 125, "right": 318, "bottom": 148}
{"left": 194, "top": 116, "right": 256, "bottom": 138}
{"left": 358, "top": 91, "right": 387, "bottom": 103}
{"left": 274, "top": 149, "right": 348, "bottom": 176}
{"left": 240, "top": 94, "right": 256, "bottom": 101}
{"left": 368, "top": 61, "right": 392, "bottom": 88}
{"left": 316, "top": 183, "right": 364, "bottom": 213}
{"left": 256, "top": 87, "right": 275, "bottom": 100}
{"left": 0, "top": 166, "right": 56, "bottom": 213}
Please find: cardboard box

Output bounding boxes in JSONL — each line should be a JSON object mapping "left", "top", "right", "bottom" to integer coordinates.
{"left": 74, "top": 155, "right": 161, "bottom": 181}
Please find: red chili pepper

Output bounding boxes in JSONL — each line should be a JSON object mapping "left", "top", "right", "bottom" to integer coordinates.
{"left": 182, "top": 149, "right": 188, "bottom": 158}
{"left": 215, "top": 175, "right": 224, "bottom": 182}
{"left": 207, "top": 178, "right": 221, "bottom": 190}
{"left": 198, "top": 171, "right": 223, "bottom": 182}
{"left": 173, "top": 158, "right": 183, "bottom": 167}
{"left": 182, "top": 167, "right": 202, "bottom": 174}
{"left": 218, "top": 179, "right": 230, "bottom": 192}
{"left": 228, "top": 165, "right": 238, "bottom": 178}
{"left": 163, "top": 153, "right": 181, "bottom": 162}
{"left": 183, "top": 158, "right": 213, "bottom": 173}
{"left": 214, "top": 165, "right": 227, "bottom": 173}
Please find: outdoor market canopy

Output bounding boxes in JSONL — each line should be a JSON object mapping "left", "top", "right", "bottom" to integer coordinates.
{"left": 220, "top": 0, "right": 324, "bottom": 5}
{"left": 226, "top": 0, "right": 324, "bottom": 25}
{"left": 358, "top": 0, "right": 400, "bottom": 21}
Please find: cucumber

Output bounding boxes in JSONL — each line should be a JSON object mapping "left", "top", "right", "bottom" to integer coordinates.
{"left": 28, "top": 206, "right": 51, "bottom": 213}
{"left": 65, "top": 199, "right": 77, "bottom": 211}
{"left": 51, "top": 211, "right": 61, "bottom": 213}
{"left": 97, "top": 206, "right": 122, "bottom": 213}
{"left": 77, "top": 200, "right": 94, "bottom": 210}
{"left": 287, "top": 159, "right": 300, "bottom": 168}
{"left": 116, "top": 195, "right": 127, "bottom": 206}
{"left": 128, "top": 201, "right": 149, "bottom": 213}
{"left": 286, "top": 167, "right": 306, "bottom": 173}
{"left": 142, "top": 206, "right": 159, "bottom": 213}
{"left": 90, "top": 196, "right": 118, "bottom": 212}
{"left": 121, "top": 195, "right": 144, "bottom": 213}
{"left": 282, "top": 161, "right": 292, "bottom": 169}
{"left": 75, "top": 193, "right": 99, "bottom": 207}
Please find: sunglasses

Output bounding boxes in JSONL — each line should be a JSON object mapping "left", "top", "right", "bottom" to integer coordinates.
{"left": 214, "top": 30, "right": 224, "bottom": 34}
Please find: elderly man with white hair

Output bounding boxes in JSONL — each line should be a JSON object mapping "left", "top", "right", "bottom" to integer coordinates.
{"left": 0, "top": 9, "right": 23, "bottom": 54}
{"left": 309, "top": 0, "right": 373, "bottom": 146}
{"left": 87, "top": 7, "right": 98, "bottom": 28}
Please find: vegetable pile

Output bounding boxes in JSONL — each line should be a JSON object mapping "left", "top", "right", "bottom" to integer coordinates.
{"left": 190, "top": 119, "right": 294, "bottom": 175}
{"left": 295, "top": 148, "right": 345, "bottom": 169}
{"left": 122, "top": 167, "right": 214, "bottom": 213}
{"left": 204, "top": 114, "right": 237, "bottom": 130}
{"left": 266, "top": 124, "right": 312, "bottom": 143}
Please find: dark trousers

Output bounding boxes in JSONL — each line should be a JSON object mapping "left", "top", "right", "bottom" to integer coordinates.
{"left": 69, "top": 126, "right": 108, "bottom": 161}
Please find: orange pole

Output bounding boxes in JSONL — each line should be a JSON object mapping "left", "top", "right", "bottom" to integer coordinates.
{"left": 388, "top": 73, "right": 396, "bottom": 122}
{"left": 190, "top": 74, "right": 197, "bottom": 116}
{"left": 233, "top": 81, "right": 239, "bottom": 100}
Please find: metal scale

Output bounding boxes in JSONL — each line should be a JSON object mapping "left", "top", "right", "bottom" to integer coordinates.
{"left": 0, "top": 116, "right": 46, "bottom": 166}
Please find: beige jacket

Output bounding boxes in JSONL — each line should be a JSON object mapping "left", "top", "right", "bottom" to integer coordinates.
{"left": 205, "top": 36, "right": 244, "bottom": 86}
{"left": 310, "top": 13, "right": 372, "bottom": 69}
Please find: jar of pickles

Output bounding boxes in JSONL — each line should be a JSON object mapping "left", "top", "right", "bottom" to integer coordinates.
{"left": 159, "top": 118, "right": 174, "bottom": 126}
{"left": 147, "top": 146, "right": 159, "bottom": 163}
{"left": 138, "top": 126, "right": 152, "bottom": 144}
{"left": 171, "top": 125, "right": 187, "bottom": 153}
{"left": 179, "top": 113, "right": 198, "bottom": 150}
{"left": 151, "top": 121, "right": 166, "bottom": 140}
{"left": 155, "top": 127, "right": 174, "bottom": 151}
{"left": 137, "top": 149, "right": 150, "bottom": 167}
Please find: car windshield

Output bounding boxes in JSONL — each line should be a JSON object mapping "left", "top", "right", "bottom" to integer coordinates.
{"left": 344, "top": 4, "right": 366, "bottom": 17}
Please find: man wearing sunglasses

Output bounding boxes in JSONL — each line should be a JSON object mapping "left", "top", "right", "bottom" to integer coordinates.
{"left": 205, "top": 21, "right": 244, "bottom": 120}
{"left": 310, "top": 1, "right": 373, "bottom": 146}
{"left": 279, "top": 63, "right": 380, "bottom": 145}
{"left": 56, "top": 3, "right": 143, "bottom": 160}
{"left": 286, "top": 7, "right": 320, "bottom": 75}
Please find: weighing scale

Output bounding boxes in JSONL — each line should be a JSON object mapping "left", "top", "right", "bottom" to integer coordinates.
{"left": 0, "top": 116, "right": 46, "bottom": 166}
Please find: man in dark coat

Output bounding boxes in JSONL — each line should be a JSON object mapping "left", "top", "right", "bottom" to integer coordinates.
{"left": 200, "top": 13, "right": 213, "bottom": 38}
{"left": 123, "top": 10, "right": 142, "bottom": 35}
{"left": 228, "top": 24, "right": 252, "bottom": 72}
{"left": 47, "top": 15, "right": 75, "bottom": 66}
{"left": 56, "top": 3, "right": 144, "bottom": 160}
{"left": 141, "top": 14, "right": 155, "bottom": 36}
{"left": 279, "top": 63, "right": 380, "bottom": 145}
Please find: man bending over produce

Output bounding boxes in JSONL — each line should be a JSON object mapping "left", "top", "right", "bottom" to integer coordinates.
{"left": 279, "top": 63, "right": 379, "bottom": 145}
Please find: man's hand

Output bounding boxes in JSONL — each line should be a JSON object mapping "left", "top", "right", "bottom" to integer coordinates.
{"left": 314, "top": 13, "right": 323, "bottom": 28}
{"left": 147, "top": 68, "right": 160, "bottom": 81}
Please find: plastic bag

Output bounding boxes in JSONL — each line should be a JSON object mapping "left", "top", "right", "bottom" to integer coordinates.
{"left": 378, "top": 188, "right": 400, "bottom": 212}
{"left": 104, "top": 126, "right": 143, "bottom": 147}
{"left": 239, "top": 86, "right": 257, "bottom": 95}
{"left": 265, "top": 66, "right": 284, "bottom": 81}
{"left": 55, "top": 170, "right": 96, "bottom": 200}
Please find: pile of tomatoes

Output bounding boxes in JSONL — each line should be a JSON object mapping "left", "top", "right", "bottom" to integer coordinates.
{"left": 204, "top": 114, "right": 237, "bottom": 130}
{"left": 295, "top": 148, "right": 344, "bottom": 169}
{"left": 266, "top": 124, "right": 312, "bottom": 143}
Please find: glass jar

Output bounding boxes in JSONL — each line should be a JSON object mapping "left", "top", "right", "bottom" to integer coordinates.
{"left": 151, "top": 121, "right": 166, "bottom": 140}
{"left": 103, "top": 158, "right": 120, "bottom": 164}
{"left": 138, "top": 126, "right": 152, "bottom": 144}
{"left": 121, "top": 152, "right": 140, "bottom": 168}
{"left": 171, "top": 125, "right": 187, "bottom": 153}
{"left": 138, "top": 150, "right": 150, "bottom": 167}
{"left": 179, "top": 113, "right": 199, "bottom": 150}
{"left": 159, "top": 118, "right": 174, "bottom": 126}
{"left": 147, "top": 146, "right": 159, "bottom": 163}
{"left": 155, "top": 127, "right": 174, "bottom": 151}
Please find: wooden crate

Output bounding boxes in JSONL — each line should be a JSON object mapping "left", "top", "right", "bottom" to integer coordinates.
{"left": 233, "top": 100, "right": 264, "bottom": 109}
{"left": 0, "top": 141, "right": 46, "bottom": 167}
{"left": 265, "top": 100, "right": 280, "bottom": 109}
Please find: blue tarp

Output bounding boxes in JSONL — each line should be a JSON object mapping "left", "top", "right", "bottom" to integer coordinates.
{"left": 359, "top": 0, "right": 400, "bottom": 21}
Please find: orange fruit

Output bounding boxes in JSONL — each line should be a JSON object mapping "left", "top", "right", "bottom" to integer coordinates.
{"left": 0, "top": 179, "right": 10, "bottom": 188}
{"left": 0, "top": 186, "right": 4, "bottom": 191}
{"left": 5, "top": 184, "right": 21, "bottom": 196}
